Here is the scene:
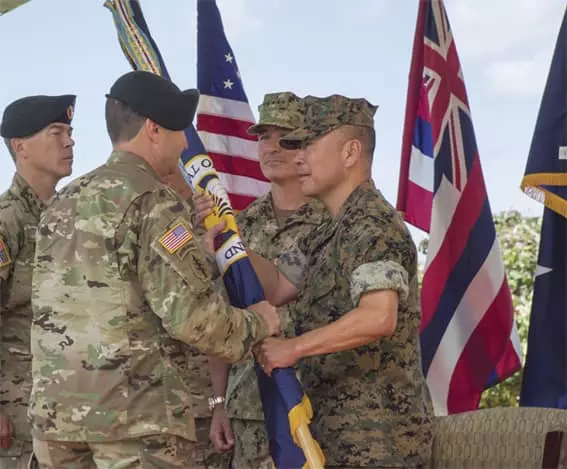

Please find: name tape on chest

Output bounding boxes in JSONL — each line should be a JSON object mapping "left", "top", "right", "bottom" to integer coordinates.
{"left": 0, "top": 238, "right": 12, "bottom": 267}
{"left": 159, "top": 222, "right": 193, "bottom": 254}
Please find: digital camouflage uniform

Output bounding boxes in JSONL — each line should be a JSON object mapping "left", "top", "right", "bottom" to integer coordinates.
{"left": 224, "top": 91, "right": 328, "bottom": 469}
{"left": 277, "top": 96, "right": 434, "bottom": 468}
{"left": 30, "top": 151, "right": 271, "bottom": 469}
{"left": 228, "top": 193, "right": 326, "bottom": 469}
{"left": 0, "top": 175, "right": 43, "bottom": 469}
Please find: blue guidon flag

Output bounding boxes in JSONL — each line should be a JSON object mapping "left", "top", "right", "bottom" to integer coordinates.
{"left": 106, "top": 1, "right": 324, "bottom": 467}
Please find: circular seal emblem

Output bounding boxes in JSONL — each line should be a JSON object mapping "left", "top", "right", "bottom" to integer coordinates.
{"left": 66, "top": 105, "right": 74, "bottom": 121}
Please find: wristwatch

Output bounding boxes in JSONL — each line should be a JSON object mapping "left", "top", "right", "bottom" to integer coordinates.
{"left": 208, "top": 395, "right": 225, "bottom": 411}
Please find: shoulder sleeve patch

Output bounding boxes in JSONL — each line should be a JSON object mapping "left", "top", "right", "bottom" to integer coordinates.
{"left": 0, "top": 238, "right": 12, "bottom": 268}
{"left": 158, "top": 221, "right": 193, "bottom": 254}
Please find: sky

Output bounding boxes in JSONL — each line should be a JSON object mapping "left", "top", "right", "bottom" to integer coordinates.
{"left": 0, "top": 0, "right": 564, "bottom": 245}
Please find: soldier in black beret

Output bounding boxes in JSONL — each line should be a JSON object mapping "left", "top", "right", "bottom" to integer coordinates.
{"left": 29, "top": 71, "right": 279, "bottom": 468}
{"left": 0, "top": 93, "right": 76, "bottom": 469}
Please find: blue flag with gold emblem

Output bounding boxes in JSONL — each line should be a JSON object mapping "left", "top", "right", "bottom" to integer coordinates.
{"left": 105, "top": 1, "right": 324, "bottom": 467}
{"left": 519, "top": 6, "right": 567, "bottom": 409}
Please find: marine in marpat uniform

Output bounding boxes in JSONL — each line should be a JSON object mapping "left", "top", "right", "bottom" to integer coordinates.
{"left": 29, "top": 71, "right": 280, "bottom": 469}
{"left": 0, "top": 94, "right": 76, "bottom": 469}
{"left": 200, "top": 92, "right": 329, "bottom": 469}
{"left": 250, "top": 94, "right": 434, "bottom": 468}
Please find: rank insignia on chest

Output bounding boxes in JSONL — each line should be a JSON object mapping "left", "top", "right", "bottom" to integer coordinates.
{"left": 0, "top": 239, "right": 11, "bottom": 267}
{"left": 159, "top": 222, "right": 193, "bottom": 254}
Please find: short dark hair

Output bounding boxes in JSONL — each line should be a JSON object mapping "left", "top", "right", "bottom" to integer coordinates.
{"left": 340, "top": 125, "right": 376, "bottom": 163}
{"left": 105, "top": 98, "right": 145, "bottom": 145}
{"left": 4, "top": 137, "right": 16, "bottom": 162}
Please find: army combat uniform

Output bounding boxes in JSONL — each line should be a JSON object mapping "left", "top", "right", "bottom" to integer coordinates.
{"left": 0, "top": 94, "right": 76, "bottom": 469}
{"left": 275, "top": 95, "right": 434, "bottom": 468}
{"left": 29, "top": 72, "right": 271, "bottom": 469}
{"left": 30, "top": 150, "right": 271, "bottom": 468}
{"left": 0, "top": 175, "right": 43, "bottom": 469}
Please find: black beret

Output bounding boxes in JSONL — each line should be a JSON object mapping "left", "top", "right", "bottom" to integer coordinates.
{"left": 0, "top": 94, "right": 76, "bottom": 138}
{"left": 106, "top": 71, "right": 200, "bottom": 131}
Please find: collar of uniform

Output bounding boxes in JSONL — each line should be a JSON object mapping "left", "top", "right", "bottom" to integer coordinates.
{"left": 10, "top": 173, "right": 45, "bottom": 219}
{"left": 288, "top": 198, "right": 328, "bottom": 227}
{"left": 106, "top": 150, "right": 161, "bottom": 180}
{"left": 334, "top": 179, "right": 377, "bottom": 222}
{"left": 240, "top": 192, "right": 279, "bottom": 235}
{"left": 242, "top": 192, "right": 276, "bottom": 221}
{"left": 262, "top": 193, "right": 327, "bottom": 230}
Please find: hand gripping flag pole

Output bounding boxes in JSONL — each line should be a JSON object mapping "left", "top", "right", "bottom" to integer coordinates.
{"left": 105, "top": 1, "right": 324, "bottom": 467}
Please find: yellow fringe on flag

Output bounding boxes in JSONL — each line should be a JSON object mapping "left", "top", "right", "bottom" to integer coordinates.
{"left": 289, "top": 395, "right": 325, "bottom": 469}
{"left": 521, "top": 173, "right": 567, "bottom": 218}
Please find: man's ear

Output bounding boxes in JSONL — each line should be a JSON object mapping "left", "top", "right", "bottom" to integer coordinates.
{"left": 11, "top": 138, "right": 25, "bottom": 155}
{"left": 144, "top": 119, "right": 161, "bottom": 144}
{"left": 342, "top": 138, "right": 362, "bottom": 170}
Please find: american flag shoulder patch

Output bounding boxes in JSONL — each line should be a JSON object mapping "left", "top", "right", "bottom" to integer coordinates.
{"left": 158, "top": 222, "right": 193, "bottom": 254}
{"left": 0, "top": 238, "right": 12, "bottom": 268}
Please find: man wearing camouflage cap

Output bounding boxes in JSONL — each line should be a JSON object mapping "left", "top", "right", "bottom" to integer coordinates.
{"left": 247, "top": 94, "right": 434, "bottom": 468}
{"left": 195, "top": 91, "right": 329, "bottom": 469}
{"left": 29, "top": 70, "right": 280, "bottom": 469}
{"left": 0, "top": 94, "right": 76, "bottom": 469}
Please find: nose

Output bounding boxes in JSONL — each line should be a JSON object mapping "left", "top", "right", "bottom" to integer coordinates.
{"left": 294, "top": 148, "right": 305, "bottom": 166}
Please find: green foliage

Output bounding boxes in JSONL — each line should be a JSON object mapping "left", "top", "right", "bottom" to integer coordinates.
{"left": 417, "top": 210, "right": 541, "bottom": 408}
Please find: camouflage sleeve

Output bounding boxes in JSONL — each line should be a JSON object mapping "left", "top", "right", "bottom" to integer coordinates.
{"left": 0, "top": 218, "right": 18, "bottom": 368}
{"left": 0, "top": 234, "right": 7, "bottom": 342}
{"left": 0, "top": 220, "right": 17, "bottom": 308}
{"left": 274, "top": 247, "right": 308, "bottom": 289}
{"left": 119, "top": 189, "right": 269, "bottom": 363}
{"left": 350, "top": 260, "right": 409, "bottom": 307}
{"left": 273, "top": 219, "right": 322, "bottom": 288}
{"left": 346, "top": 229, "right": 415, "bottom": 307}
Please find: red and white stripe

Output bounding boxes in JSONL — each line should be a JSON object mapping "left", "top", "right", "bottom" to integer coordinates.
{"left": 196, "top": 95, "right": 269, "bottom": 210}
{"left": 423, "top": 163, "right": 523, "bottom": 415}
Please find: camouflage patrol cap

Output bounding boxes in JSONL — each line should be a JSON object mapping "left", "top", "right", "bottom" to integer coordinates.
{"left": 279, "top": 94, "right": 378, "bottom": 149}
{"left": 247, "top": 91, "right": 302, "bottom": 135}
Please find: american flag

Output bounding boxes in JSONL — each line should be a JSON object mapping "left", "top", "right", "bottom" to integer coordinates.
{"left": 397, "top": 0, "right": 522, "bottom": 415}
{"left": 196, "top": 0, "right": 269, "bottom": 211}
{"left": 0, "top": 239, "right": 10, "bottom": 266}
{"left": 159, "top": 223, "right": 193, "bottom": 254}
